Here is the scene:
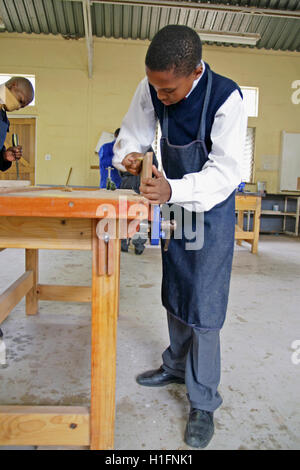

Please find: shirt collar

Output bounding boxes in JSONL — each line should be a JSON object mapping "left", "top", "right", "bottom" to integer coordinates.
{"left": 185, "top": 60, "right": 206, "bottom": 99}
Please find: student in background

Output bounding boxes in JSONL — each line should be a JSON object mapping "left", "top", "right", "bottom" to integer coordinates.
{"left": 98, "top": 128, "right": 122, "bottom": 189}
{"left": 0, "top": 77, "right": 34, "bottom": 172}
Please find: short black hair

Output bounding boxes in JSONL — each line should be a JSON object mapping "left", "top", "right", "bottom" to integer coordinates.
{"left": 6, "top": 76, "right": 34, "bottom": 104}
{"left": 114, "top": 128, "right": 120, "bottom": 138}
{"left": 145, "top": 25, "right": 202, "bottom": 77}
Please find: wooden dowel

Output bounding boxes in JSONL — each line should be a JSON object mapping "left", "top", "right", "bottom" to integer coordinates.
{"left": 141, "top": 152, "right": 153, "bottom": 180}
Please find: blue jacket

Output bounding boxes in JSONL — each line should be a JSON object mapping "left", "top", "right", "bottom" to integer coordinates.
{"left": 98, "top": 140, "right": 122, "bottom": 189}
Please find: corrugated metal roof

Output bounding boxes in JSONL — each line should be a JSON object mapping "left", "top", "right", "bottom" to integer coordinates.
{"left": 0, "top": 0, "right": 299, "bottom": 51}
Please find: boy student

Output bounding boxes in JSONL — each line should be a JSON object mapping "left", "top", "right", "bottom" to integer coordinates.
{"left": 113, "top": 25, "right": 247, "bottom": 448}
{"left": 0, "top": 77, "right": 34, "bottom": 171}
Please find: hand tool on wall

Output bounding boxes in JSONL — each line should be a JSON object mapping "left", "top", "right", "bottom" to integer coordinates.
{"left": 62, "top": 167, "right": 73, "bottom": 191}
{"left": 106, "top": 166, "right": 116, "bottom": 191}
{"left": 12, "top": 133, "right": 20, "bottom": 180}
{"left": 66, "top": 167, "right": 72, "bottom": 186}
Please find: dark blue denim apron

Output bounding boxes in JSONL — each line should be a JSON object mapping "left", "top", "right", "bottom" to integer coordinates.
{"left": 160, "top": 69, "right": 236, "bottom": 330}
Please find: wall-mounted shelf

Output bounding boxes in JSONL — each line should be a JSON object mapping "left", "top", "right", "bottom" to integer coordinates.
{"left": 243, "top": 194, "right": 300, "bottom": 237}
{"left": 261, "top": 210, "right": 296, "bottom": 217}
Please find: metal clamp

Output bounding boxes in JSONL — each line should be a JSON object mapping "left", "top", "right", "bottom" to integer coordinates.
{"left": 138, "top": 206, "right": 177, "bottom": 252}
{"left": 95, "top": 222, "right": 115, "bottom": 276}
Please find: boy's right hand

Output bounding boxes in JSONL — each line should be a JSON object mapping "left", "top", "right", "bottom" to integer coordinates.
{"left": 122, "top": 152, "right": 144, "bottom": 176}
{"left": 4, "top": 146, "right": 22, "bottom": 162}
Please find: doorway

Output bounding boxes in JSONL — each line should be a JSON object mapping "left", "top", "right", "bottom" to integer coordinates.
{"left": 1, "top": 117, "right": 36, "bottom": 184}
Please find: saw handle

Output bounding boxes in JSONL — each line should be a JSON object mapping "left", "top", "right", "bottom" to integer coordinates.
{"left": 12, "top": 133, "right": 19, "bottom": 147}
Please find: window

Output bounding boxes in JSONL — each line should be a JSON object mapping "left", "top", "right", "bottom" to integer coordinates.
{"left": 241, "top": 127, "right": 255, "bottom": 183}
{"left": 240, "top": 86, "right": 259, "bottom": 118}
{"left": 240, "top": 87, "right": 258, "bottom": 182}
{"left": 0, "top": 74, "right": 35, "bottom": 106}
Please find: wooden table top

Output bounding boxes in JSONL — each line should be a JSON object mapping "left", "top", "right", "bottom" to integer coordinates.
{"left": 0, "top": 188, "right": 148, "bottom": 219}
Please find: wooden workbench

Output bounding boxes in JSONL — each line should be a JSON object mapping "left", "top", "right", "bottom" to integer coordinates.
{"left": 235, "top": 194, "right": 262, "bottom": 254}
{"left": 0, "top": 187, "right": 148, "bottom": 450}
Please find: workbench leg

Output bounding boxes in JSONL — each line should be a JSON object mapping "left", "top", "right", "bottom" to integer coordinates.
{"left": 25, "top": 249, "right": 39, "bottom": 315}
{"left": 90, "top": 221, "right": 120, "bottom": 450}
{"left": 251, "top": 203, "right": 261, "bottom": 254}
{"left": 236, "top": 210, "right": 244, "bottom": 246}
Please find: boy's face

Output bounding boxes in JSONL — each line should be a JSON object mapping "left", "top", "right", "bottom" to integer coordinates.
{"left": 5, "top": 82, "right": 33, "bottom": 111}
{"left": 146, "top": 65, "right": 203, "bottom": 106}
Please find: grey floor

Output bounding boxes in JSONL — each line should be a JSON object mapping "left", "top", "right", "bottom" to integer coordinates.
{"left": 0, "top": 235, "right": 299, "bottom": 450}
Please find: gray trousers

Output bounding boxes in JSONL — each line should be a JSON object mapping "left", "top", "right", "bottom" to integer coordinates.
{"left": 162, "top": 312, "right": 222, "bottom": 412}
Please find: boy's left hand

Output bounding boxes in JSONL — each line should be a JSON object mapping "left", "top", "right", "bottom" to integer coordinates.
{"left": 139, "top": 165, "right": 171, "bottom": 204}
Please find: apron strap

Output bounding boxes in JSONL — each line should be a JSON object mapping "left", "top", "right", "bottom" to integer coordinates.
{"left": 197, "top": 68, "right": 212, "bottom": 141}
{"left": 162, "top": 67, "right": 212, "bottom": 141}
{"left": 162, "top": 106, "right": 168, "bottom": 139}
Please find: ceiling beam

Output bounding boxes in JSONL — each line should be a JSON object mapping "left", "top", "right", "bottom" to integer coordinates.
{"left": 82, "top": 0, "right": 93, "bottom": 78}
{"left": 90, "top": 0, "right": 300, "bottom": 20}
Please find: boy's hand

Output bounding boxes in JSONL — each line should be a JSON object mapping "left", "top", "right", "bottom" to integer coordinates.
{"left": 4, "top": 146, "right": 22, "bottom": 162}
{"left": 140, "top": 166, "right": 171, "bottom": 204}
{"left": 122, "top": 152, "right": 143, "bottom": 175}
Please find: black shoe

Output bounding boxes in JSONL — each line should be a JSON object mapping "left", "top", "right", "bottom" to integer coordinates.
{"left": 121, "top": 239, "right": 130, "bottom": 252}
{"left": 134, "top": 246, "right": 144, "bottom": 255}
{"left": 136, "top": 366, "right": 185, "bottom": 387}
{"left": 184, "top": 408, "right": 214, "bottom": 449}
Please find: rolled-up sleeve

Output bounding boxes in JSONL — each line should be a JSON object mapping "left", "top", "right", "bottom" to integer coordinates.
{"left": 113, "top": 77, "right": 157, "bottom": 172}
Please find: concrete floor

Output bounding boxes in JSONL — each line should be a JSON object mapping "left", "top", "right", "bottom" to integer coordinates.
{"left": 0, "top": 234, "right": 299, "bottom": 450}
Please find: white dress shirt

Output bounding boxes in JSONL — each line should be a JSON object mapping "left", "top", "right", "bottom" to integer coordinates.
{"left": 113, "top": 64, "right": 248, "bottom": 212}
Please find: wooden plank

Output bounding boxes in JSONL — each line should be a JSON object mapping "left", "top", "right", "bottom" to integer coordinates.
{"left": 0, "top": 406, "right": 89, "bottom": 446}
{"left": 251, "top": 197, "right": 261, "bottom": 254}
{"left": 37, "top": 285, "right": 92, "bottom": 303}
{"left": 0, "top": 189, "right": 147, "bottom": 219}
{"left": 26, "top": 249, "right": 39, "bottom": 316}
{"left": 0, "top": 271, "right": 33, "bottom": 324}
{"left": 0, "top": 185, "right": 65, "bottom": 195}
{"left": 0, "top": 217, "right": 92, "bottom": 250}
{"left": 235, "top": 231, "right": 254, "bottom": 240}
{"left": 235, "top": 195, "right": 261, "bottom": 211}
{"left": 0, "top": 180, "right": 31, "bottom": 188}
{"left": 90, "top": 220, "right": 120, "bottom": 450}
